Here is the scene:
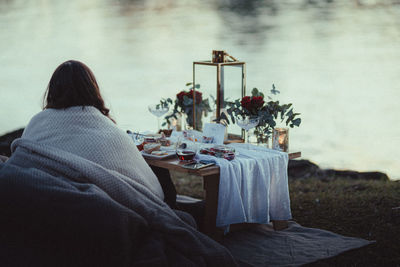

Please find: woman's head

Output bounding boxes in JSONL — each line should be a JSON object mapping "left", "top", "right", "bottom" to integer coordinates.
{"left": 43, "top": 60, "right": 114, "bottom": 122}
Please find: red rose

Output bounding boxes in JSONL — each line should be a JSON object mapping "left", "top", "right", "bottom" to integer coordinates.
{"left": 241, "top": 96, "right": 252, "bottom": 111}
{"left": 250, "top": 96, "right": 264, "bottom": 109}
{"left": 177, "top": 91, "right": 186, "bottom": 102}
{"left": 178, "top": 90, "right": 203, "bottom": 105}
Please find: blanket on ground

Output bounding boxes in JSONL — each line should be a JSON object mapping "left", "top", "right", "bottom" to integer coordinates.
{"left": 0, "top": 141, "right": 237, "bottom": 266}
{"left": 222, "top": 221, "right": 374, "bottom": 266}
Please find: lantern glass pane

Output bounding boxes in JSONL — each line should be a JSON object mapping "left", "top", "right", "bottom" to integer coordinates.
{"left": 193, "top": 65, "right": 217, "bottom": 127}
{"left": 221, "top": 65, "right": 243, "bottom": 136}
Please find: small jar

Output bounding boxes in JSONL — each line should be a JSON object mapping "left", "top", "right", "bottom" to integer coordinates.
{"left": 272, "top": 128, "right": 289, "bottom": 152}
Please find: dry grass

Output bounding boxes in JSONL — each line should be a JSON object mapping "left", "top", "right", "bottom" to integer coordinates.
{"left": 291, "top": 178, "right": 400, "bottom": 267}
{"left": 174, "top": 173, "right": 400, "bottom": 266}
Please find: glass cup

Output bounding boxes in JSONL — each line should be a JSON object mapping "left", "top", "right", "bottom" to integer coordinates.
{"left": 235, "top": 115, "right": 260, "bottom": 143}
{"left": 175, "top": 135, "right": 198, "bottom": 162}
{"left": 272, "top": 128, "right": 289, "bottom": 152}
{"left": 148, "top": 104, "right": 169, "bottom": 132}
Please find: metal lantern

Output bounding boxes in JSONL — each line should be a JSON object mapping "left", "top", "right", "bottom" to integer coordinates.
{"left": 192, "top": 51, "right": 246, "bottom": 140}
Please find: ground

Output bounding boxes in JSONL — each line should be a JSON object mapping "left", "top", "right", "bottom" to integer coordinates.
{"left": 173, "top": 173, "right": 400, "bottom": 266}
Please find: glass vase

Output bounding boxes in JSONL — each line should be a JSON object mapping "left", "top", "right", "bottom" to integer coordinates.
{"left": 256, "top": 134, "right": 269, "bottom": 148}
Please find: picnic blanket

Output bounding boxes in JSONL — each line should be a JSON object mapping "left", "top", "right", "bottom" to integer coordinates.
{"left": 197, "top": 143, "right": 291, "bottom": 230}
{"left": 222, "top": 221, "right": 374, "bottom": 266}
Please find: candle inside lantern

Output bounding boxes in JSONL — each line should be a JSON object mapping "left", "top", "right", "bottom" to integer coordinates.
{"left": 272, "top": 128, "right": 289, "bottom": 152}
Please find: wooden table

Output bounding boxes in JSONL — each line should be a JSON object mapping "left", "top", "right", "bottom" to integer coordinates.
{"left": 145, "top": 151, "right": 301, "bottom": 239}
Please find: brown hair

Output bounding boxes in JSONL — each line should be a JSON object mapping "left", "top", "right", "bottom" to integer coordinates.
{"left": 43, "top": 60, "right": 115, "bottom": 123}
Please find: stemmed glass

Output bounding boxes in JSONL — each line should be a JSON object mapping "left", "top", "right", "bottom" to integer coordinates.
{"left": 148, "top": 104, "right": 169, "bottom": 132}
{"left": 175, "top": 134, "right": 198, "bottom": 162}
{"left": 236, "top": 115, "right": 260, "bottom": 143}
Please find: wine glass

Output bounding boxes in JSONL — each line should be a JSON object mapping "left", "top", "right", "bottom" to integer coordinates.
{"left": 236, "top": 115, "right": 260, "bottom": 143}
{"left": 175, "top": 134, "right": 198, "bottom": 162}
{"left": 148, "top": 104, "right": 169, "bottom": 132}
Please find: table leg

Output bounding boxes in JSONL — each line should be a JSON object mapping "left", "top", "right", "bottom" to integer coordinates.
{"left": 202, "top": 173, "right": 220, "bottom": 239}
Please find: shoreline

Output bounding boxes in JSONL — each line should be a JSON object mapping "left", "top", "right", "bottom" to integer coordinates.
{"left": 0, "top": 128, "right": 392, "bottom": 181}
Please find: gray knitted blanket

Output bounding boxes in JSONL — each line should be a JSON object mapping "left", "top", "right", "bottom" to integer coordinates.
{"left": 0, "top": 107, "right": 237, "bottom": 266}
{"left": 12, "top": 106, "right": 165, "bottom": 200}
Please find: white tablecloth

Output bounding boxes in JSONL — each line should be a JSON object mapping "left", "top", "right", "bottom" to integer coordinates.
{"left": 196, "top": 143, "right": 292, "bottom": 231}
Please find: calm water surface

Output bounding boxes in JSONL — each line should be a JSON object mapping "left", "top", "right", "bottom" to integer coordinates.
{"left": 0, "top": 0, "right": 399, "bottom": 179}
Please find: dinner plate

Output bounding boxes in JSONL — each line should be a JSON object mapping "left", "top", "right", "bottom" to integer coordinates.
{"left": 141, "top": 150, "right": 176, "bottom": 159}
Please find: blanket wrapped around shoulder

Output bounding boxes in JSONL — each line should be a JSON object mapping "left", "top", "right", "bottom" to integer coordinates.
{"left": 0, "top": 107, "right": 237, "bottom": 267}
{"left": 14, "top": 106, "right": 165, "bottom": 200}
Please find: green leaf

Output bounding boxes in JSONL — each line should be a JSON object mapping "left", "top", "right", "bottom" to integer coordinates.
{"left": 220, "top": 113, "right": 230, "bottom": 125}
{"left": 271, "top": 84, "right": 280, "bottom": 95}
{"left": 292, "top": 118, "right": 301, "bottom": 127}
{"left": 186, "top": 82, "right": 193, "bottom": 86}
{"left": 183, "top": 95, "right": 193, "bottom": 106}
{"left": 251, "top": 88, "right": 259, "bottom": 97}
{"left": 286, "top": 108, "right": 293, "bottom": 118}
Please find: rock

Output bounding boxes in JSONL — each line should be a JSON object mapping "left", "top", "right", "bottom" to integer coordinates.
{"left": 320, "top": 169, "right": 389, "bottom": 181}
{"left": 288, "top": 159, "right": 389, "bottom": 181}
{"left": 0, "top": 128, "right": 24, "bottom": 157}
{"left": 288, "top": 159, "right": 320, "bottom": 178}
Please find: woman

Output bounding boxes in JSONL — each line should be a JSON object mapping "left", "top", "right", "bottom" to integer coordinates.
{"left": 10, "top": 60, "right": 164, "bottom": 200}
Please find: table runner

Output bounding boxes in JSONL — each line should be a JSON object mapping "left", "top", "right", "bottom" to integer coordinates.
{"left": 197, "top": 143, "right": 291, "bottom": 231}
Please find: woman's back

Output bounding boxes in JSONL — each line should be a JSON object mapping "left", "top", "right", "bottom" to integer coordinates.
{"left": 12, "top": 106, "right": 164, "bottom": 200}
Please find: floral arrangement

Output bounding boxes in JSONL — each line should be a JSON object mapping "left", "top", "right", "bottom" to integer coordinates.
{"left": 163, "top": 83, "right": 212, "bottom": 131}
{"left": 177, "top": 89, "right": 203, "bottom": 106}
{"left": 222, "top": 84, "right": 301, "bottom": 143}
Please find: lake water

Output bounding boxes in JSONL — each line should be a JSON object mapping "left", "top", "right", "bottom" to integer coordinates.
{"left": 0, "top": 0, "right": 399, "bottom": 179}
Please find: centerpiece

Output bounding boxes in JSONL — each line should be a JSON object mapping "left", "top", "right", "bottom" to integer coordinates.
{"left": 222, "top": 84, "right": 301, "bottom": 146}
{"left": 163, "top": 83, "right": 212, "bottom": 131}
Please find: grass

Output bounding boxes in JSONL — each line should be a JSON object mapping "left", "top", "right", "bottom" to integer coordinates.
{"left": 291, "top": 178, "right": 400, "bottom": 267}
{"left": 173, "top": 173, "right": 400, "bottom": 266}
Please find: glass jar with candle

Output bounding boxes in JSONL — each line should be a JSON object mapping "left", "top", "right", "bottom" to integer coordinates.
{"left": 272, "top": 128, "right": 289, "bottom": 152}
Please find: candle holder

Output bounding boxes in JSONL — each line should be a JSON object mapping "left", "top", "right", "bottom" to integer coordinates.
{"left": 272, "top": 128, "right": 289, "bottom": 152}
{"left": 193, "top": 51, "right": 245, "bottom": 141}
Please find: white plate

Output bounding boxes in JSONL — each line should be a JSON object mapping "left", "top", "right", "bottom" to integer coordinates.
{"left": 141, "top": 150, "right": 176, "bottom": 159}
